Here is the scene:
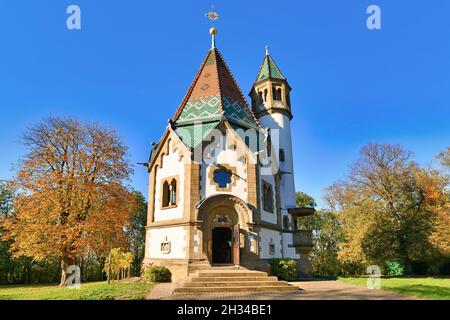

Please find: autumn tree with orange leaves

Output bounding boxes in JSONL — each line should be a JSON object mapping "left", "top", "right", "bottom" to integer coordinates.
{"left": 2, "top": 117, "right": 136, "bottom": 286}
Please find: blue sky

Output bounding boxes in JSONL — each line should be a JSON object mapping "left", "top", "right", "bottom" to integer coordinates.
{"left": 0, "top": 0, "right": 449, "bottom": 207}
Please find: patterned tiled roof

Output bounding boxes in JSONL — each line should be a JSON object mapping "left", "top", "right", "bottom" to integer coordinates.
{"left": 255, "top": 54, "right": 285, "bottom": 83}
{"left": 172, "top": 48, "right": 261, "bottom": 148}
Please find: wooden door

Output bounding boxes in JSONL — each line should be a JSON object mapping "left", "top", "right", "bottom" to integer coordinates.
{"left": 233, "top": 224, "right": 240, "bottom": 265}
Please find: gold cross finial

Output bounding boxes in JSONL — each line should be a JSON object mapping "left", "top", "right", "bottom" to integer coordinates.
{"left": 206, "top": 5, "right": 220, "bottom": 49}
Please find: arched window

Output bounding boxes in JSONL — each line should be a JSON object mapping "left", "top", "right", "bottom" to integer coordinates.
{"left": 162, "top": 181, "right": 170, "bottom": 208}
{"left": 262, "top": 181, "right": 274, "bottom": 213}
{"left": 283, "top": 216, "right": 290, "bottom": 230}
{"left": 264, "top": 89, "right": 268, "bottom": 102}
{"left": 258, "top": 91, "right": 263, "bottom": 105}
{"left": 161, "top": 177, "right": 178, "bottom": 208}
{"left": 279, "top": 149, "right": 285, "bottom": 162}
{"left": 170, "top": 179, "right": 177, "bottom": 206}
{"left": 245, "top": 136, "right": 250, "bottom": 148}
{"left": 266, "top": 135, "right": 272, "bottom": 158}
{"left": 272, "top": 85, "right": 282, "bottom": 101}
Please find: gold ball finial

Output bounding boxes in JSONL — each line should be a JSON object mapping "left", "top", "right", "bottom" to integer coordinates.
{"left": 210, "top": 27, "right": 217, "bottom": 36}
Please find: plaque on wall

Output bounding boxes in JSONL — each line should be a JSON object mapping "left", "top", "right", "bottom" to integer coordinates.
{"left": 161, "top": 237, "right": 171, "bottom": 254}
{"left": 269, "top": 239, "right": 275, "bottom": 255}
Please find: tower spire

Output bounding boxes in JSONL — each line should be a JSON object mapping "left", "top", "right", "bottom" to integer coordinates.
{"left": 266, "top": 45, "right": 269, "bottom": 56}
{"left": 205, "top": 5, "right": 220, "bottom": 50}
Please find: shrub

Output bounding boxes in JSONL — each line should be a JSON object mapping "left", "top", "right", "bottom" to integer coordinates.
{"left": 141, "top": 265, "right": 172, "bottom": 283}
{"left": 269, "top": 258, "right": 297, "bottom": 281}
{"left": 386, "top": 261, "right": 405, "bottom": 276}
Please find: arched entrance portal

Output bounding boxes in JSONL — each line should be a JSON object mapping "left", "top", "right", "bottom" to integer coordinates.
{"left": 196, "top": 195, "right": 252, "bottom": 266}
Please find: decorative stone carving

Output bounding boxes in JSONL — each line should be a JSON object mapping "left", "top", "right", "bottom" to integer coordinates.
{"left": 161, "top": 237, "right": 171, "bottom": 254}
{"left": 269, "top": 238, "right": 275, "bottom": 255}
{"left": 250, "top": 236, "right": 258, "bottom": 254}
{"left": 239, "top": 232, "right": 245, "bottom": 249}
{"left": 212, "top": 214, "right": 232, "bottom": 225}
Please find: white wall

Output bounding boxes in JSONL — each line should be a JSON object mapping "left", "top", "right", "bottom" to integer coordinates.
{"left": 259, "top": 228, "right": 282, "bottom": 259}
{"left": 282, "top": 232, "right": 300, "bottom": 259}
{"left": 153, "top": 143, "right": 185, "bottom": 222}
{"left": 258, "top": 113, "right": 296, "bottom": 209}
{"left": 200, "top": 145, "right": 248, "bottom": 201}
{"left": 146, "top": 226, "right": 187, "bottom": 259}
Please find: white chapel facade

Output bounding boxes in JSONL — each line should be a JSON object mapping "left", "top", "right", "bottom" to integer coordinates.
{"left": 143, "top": 28, "right": 314, "bottom": 280}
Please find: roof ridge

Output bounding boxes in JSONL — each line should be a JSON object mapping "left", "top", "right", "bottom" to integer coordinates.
{"left": 212, "top": 49, "right": 226, "bottom": 116}
{"left": 214, "top": 49, "right": 262, "bottom": 129}
{"left": 172, "top": 50, "right": 213, "bottom": 123}
{"left": 268, "top": 54, "right": 286, "bottom": 79}
{"left": 254, "top": 55, "right": 268, "bottom": 83}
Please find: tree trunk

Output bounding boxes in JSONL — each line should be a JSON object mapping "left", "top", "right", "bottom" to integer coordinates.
{"left": 59, "top": 257, "right": 74, "bottom": 287}
{"left": 107, "top": 251, "right": 112, "bottom": 284}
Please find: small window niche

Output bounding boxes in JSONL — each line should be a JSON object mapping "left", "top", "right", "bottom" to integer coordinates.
{"left": 283, "top": 215, "right": 290, "bottom": 230}
{"left": 262, "top": 181, "right": 274, "bottom": 213}
{"left": 213, "top": 169, "right": 232, "bottom": 188}
{"left": 272, "top": 85, "right": 282, "bottom": 101}
{"left": 266, "top": 135, "right": 272, "bottom": 158}
{"left": 279, "top": 149, "right": 285, "bottom": 162}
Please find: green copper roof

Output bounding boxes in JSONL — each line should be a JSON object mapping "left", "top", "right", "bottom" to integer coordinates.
{"left": 255, "top": 55, "right": 285, "bottom": 83}
{"left": 174, "top": 94, "right": 259, "bottom": 148}
{"left": 174, "top": 122, "right": 219, "bottom": 148}
{"left": 176, "top": 95, "right": 257, "bottom": 128}
{"left": 176, "top": 95, "right": 223, "bottom": 125}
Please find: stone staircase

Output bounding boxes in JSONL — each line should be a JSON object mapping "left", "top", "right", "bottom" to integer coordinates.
{"left": 174, "top": 267, "right": 299, "bottom": 293}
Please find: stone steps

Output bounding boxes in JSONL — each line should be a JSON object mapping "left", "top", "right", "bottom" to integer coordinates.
{"left": 195, "top": 271, "right": 268, "bottom": 277}
{"left": 183, "top": 281, "right": 288, "bottom": 287}
{"left": 173, "top": 268, "right": 298, "bottom": 293}
{"left": 174, "top": 285, "right": 298, "bottom": 293}
{"left": 190, "top": 276, "right": 278, "bottom": 282}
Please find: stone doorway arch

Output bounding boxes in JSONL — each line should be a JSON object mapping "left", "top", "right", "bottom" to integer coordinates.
{"left": 196, "top": 194, "right": 254, "bottom": 265}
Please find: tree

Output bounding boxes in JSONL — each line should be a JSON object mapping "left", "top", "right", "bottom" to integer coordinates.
{"left": 295, "top": 191, "right": 345, "bottom": 276}
{"left": 126, "top": 191, "right": 147, "bottom": 276}
{"left": 337, "top": 143, "right": 447, "bottom": 273}
{"left": 103, "top": 248, "right": 133, "bottom": 282}
{"left": 2, "top": 117, "right": 136, "bottom": 286}
{"left": 296, "top": 192, "right": 317, "bottom": 208}
{"left": 0, "top": 182, "right": 13, "bottom": 217}
{"left": 437, "top": 147, "right": 450, "bottom": 171}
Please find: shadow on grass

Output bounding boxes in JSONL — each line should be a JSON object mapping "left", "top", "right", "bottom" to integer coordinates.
{"left": 387, "top": 284, "right": 450, "bottom": 300}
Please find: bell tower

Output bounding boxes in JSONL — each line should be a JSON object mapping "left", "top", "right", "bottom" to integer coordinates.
{"left": 249, "top": 46, "right": 292, "bottom": 120}
{"left": 249, "top": 46, "right": 297, "bottom": 214}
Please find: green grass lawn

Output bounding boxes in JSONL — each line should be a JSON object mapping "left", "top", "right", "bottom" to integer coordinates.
{"left": 0, "top": 280, "right": 154, "bottom": 300}
{"left": 338, "top": 277, "right": 450, "bottom": 300}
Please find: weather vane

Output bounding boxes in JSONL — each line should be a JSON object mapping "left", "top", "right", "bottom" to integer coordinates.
{"left": 205, "top": 5, "right": 220, "bottom": 49}
{"left": 205, "top": 5, "right": 220, "bottom": 24}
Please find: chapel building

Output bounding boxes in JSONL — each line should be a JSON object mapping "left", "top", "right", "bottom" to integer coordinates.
{"left": 143, "top": 28, "right": 314, "bottom": 280}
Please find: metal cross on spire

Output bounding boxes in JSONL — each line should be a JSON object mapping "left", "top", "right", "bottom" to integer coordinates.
{"left": 205, "top": 5, "right": 220, "bottom": 24}
{"left": 205, "top": 5, "right": 220, "bottom": 49}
